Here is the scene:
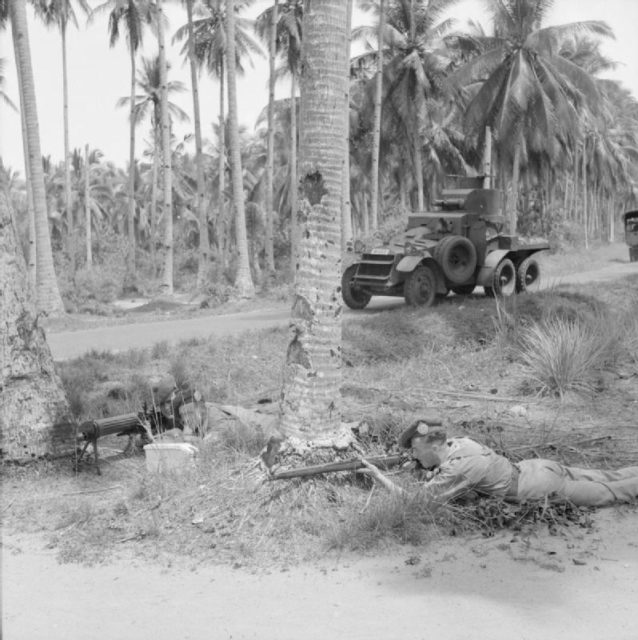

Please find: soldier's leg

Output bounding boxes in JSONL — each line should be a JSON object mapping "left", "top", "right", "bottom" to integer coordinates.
{"left": 561, "top": 477, "right": 638, "bottom": 507}
{"left": 562, "top": 465, "right": 638, "bottom": 483}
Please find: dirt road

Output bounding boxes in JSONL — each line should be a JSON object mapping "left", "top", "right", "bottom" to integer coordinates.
{"left": 4, "top": 507, "right": 638, "bottom": 640}
{"left": 47, "top": 253, "right": 638, "bottom": 361}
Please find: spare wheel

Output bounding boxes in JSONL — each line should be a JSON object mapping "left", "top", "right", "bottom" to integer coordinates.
{"left": 434, "top": 235, "right": 477, "bottom": 284}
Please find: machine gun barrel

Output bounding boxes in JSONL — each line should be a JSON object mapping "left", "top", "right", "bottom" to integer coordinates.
{"left": 77, "top": 413, "right": 145, "bottom": 440}
{"left": 269, "top": 454, "right": 406, "bottom": 480}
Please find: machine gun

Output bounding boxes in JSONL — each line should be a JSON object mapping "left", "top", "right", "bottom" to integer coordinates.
{"left": 269, "top": 454, "right": 411, "bottom": 481}
{"left": 75, "top": 386, "right": 201, "bottom": 474}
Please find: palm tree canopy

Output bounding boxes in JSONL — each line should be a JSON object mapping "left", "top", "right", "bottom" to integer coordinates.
{"left": 33, "top": 0, "right": 90, "bottom": 31}
{"left": 91, "top": 0, "right": 153, "bottom": 51}
{"left": 451, "top": 0, "right": 614, "bottom": 153}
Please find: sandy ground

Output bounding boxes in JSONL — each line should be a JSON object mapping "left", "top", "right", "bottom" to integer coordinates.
{"left": 3, "top": 506, "right": 638, "bottom": 640}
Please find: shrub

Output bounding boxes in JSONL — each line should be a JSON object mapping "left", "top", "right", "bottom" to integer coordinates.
{"left": 516, "top": 312, "right": 624, "bottom": 397}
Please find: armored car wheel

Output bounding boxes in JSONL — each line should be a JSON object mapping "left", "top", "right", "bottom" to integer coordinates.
{"left": 341, "top": 264, "right": 372, "bottom": 310}
{"left": 486, "top": 258, "right": 516, "bottom": 297}
{"left": 433, "top": 235, "right": 478, "bottom": 284}
{"left": 404, "top": 264, "right": 437, "bottom": 307}
{"left": 516, "top": 256, "right": 541, "bottom": 293}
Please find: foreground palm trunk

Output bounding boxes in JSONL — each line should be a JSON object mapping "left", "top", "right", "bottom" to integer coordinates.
{"left": 10, "top": 0, "right": 64, "bottom": 314}
{"left": 279, "top": 0, "right": 347, "bottom": 442}
{"left": 0, "top": 192, "right": 72, "bottom": 460}
{"left": 156, "top": 0, "right": 173, "bottom": 295}
{"left": 226, "top": 0, "right": 255, "bottom": 298}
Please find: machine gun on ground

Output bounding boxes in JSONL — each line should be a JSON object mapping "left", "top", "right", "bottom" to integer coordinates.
{"left": 75, "top": 385, "right": 201, "bottom": 474}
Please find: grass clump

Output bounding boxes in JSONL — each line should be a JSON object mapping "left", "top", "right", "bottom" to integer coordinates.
{"left": 515, "top": 312, "right": 625, "bottom": 397}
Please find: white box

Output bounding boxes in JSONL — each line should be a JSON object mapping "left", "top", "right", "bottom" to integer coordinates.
{"left": 143, "top": 442, "right": 198, "bottom": 473}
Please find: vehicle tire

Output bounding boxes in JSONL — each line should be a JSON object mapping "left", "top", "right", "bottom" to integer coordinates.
{"left": 490, "top": 258, "right": 516, "bottom": 297}
{"left": 451, "top": 284, "right": 475, "bottom": 296}
{"left": 341, "top": 264, "right": 372, "bottom": 310}
{"left": 433, "top": 235, "right": 478, "bottom": 284}
{"left": 404, "top": 264, "right": 437, "bottom": 307}
{"left": 516, "top": 256, "right": 541, "bottom": 293}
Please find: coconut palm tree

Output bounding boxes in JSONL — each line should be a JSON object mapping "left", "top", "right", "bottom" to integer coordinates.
{"left": 9, "top": 0, "right": 64, "bottom": 313}
{"left": 279, "top": 0, "right": 348, "bottom": 442}
{"left": 33, "top": 0, "right": 90, "bottom": 274}
{"left": 91, "top": 0, "right": 152, "bottom": 276}
{"left": 118, "top": 54, "right": 189, "bottom": 281}
{"left": 225, "top": 0, "right": 254, "bottom": 297}
{"left": 174, "top": 0, "right": 261, "bottom": 280}
{"left": 451, "top": 0, "right": 613, "bottom": 232}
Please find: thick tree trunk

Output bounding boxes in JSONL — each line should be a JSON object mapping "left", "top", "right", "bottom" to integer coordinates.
{"left": 226, "top": 0, "right": 255, "bottom": 298}
{"left": 369, "top": 0, "right": 385, "bottom": 231}
{"left": 0, "top": 192, "right": 72, "bottom": 461}
{"left": 413, "top": 123, "right": 424, "bottom": 211}
{"left": 10, "top": 0, "right": 65, "bottom": 315}
{"left": 186, "top": 0, "right": 210, "bottom": 291}
{"left": 279, "top": 0, "right": 347, "bottom": 442}
{"left": 289, "top": 73, "right": 298, "bottom": 278}
{"left": 264, "top": 0, "right": 278, "bottom": 274}
{"left": 157, "top": 0, "right": 173, "bottom": 295}
{"left": 128, "top": 43, "right": 137, "bottom": 276}
{"left": 341, "top": 0, "right": 353, "bottom": 251}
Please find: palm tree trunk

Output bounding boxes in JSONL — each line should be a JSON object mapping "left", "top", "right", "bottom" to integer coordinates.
{"left": 186, "top": 0, "right": 210, "bottom": 290}
{"left": 370, "top": 0, "right": 384, "bottom": 230}
{"left": 127, "top": 43, "right": 137, "bottom": 276}
{"left": 582, "top": 140, "right": 588, "bottom": 249}
{"left": 413, "top": 125, "right": 424, "bottom": 211}
{"left": 226, "top": 0, "right": 255, "bottom": 298}
{"left": 264, "top": 0, "right": 278, "bottom": 275}
{"left": 217, "top": 59, "right": 227, "bottom": 273}
{"left": 61, "top": 23, "right": 75, "bottom": 275}
{"left": 10, "top": 0, "right": 64, "bottom": 314}
{"left": 509, "top": 136, "right": 522, "bottom": 234}
{"left": 289, "top": 72, "right": 298, "bottom": 279}
{"left": 150, "top": 132, "right": 159, "bottom": 275}
{"left": 279, "top": 0, "right": 348, "bottom": 441}
{"left": 14, "top": 34, "right": 37, "bottom": 297}
{"left": 156, "top": 0, "right": 173, "bottom": 294}
{"left": 84, "top": 144, "right": 92, "bottom": 269}
{"left": 341, "top": 0, "right": 353, "bottom": 251}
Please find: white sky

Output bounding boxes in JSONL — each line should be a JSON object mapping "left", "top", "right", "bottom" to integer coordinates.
{"left": 1, "top": 0, "right": 637, "bottom": 173}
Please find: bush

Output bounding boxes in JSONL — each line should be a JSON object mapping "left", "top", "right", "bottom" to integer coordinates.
{"left": 515, "top": 312, "right": 624, "bottom": 397}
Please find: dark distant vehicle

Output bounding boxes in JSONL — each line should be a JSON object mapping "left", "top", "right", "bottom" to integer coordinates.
{"left": 623, "top": 210, "right": 638, "bottom": 263}
{"left": 342, "top": 176, "right": 550, "bottom": 309}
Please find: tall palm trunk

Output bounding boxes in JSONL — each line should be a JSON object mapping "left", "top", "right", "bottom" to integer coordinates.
{"left": 127, "top": 43, "right": 137, "bottom": 275}
{"left": 150, "top": 129, "right": 159, "bottom": 275}
{"left": 341, "top": 0, "right": 353, "bottom": 250}
{"left": 582, "top": 140, "right": 588, "bottom": 249}
{"left": 413, "top": 121, "right": 424, "bottom": 211}
{"left": 84, "top": 144, "right": 92, "bottom": 268}
{"left": 226, "top": 0, "right": 255, "bottom": 297}
{"left": 279, "top": 0, "right": 347, "bottom": 441}
{"left": 186, "top": 0, "right": 210, "bottom": 290}
{"left": 10, "top": 0, "right": 64, "bottom": 314}
{"left": 156, "top": 0, "right": 173, "bottom": 294}
{"left": 509, "top": 135, "right": 522, "bottom": 233}
{"left": 264, "top": 0, "right": 278, "bottom": 274}
{"left": 14, "top": 33, "right": 37, "bottom": 296}
{"left": 370, "top": 0, "right": 385, "bottom": 230}
{"left": 61, "top": 22, "right": 75, "bottom": 274}
{"left": 217, "top": 59, "right": 227, "bottom": 273}
{"left": 289, "top": 71, "right": 298, "bottom": 278}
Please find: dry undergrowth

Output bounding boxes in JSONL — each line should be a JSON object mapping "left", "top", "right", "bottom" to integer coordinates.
{"left": 2, "top": 276, "right": 638, "bottom": 568}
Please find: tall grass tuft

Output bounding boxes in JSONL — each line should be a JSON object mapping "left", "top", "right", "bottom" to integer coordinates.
{"left": 516, "top": 312, "right": 623, "bottom": 397}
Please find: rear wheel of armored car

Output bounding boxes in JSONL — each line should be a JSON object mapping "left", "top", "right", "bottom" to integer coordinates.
{"left": 516, "top": 256, "right": 541, "bottom": 293}
{"left": 489, "top": 258, "right": 516, "bottom": 297}
{"left": 404, "top": 264, "right": 437, "bottom": 307}
{"left": 451, "top": 284, "right": 475, "bottom": 296}
{"left": 341, "top": 264, "right": 372, "bottom": 310}
{"left": 433, "top": 235, "right": 478, "bottom": 284}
